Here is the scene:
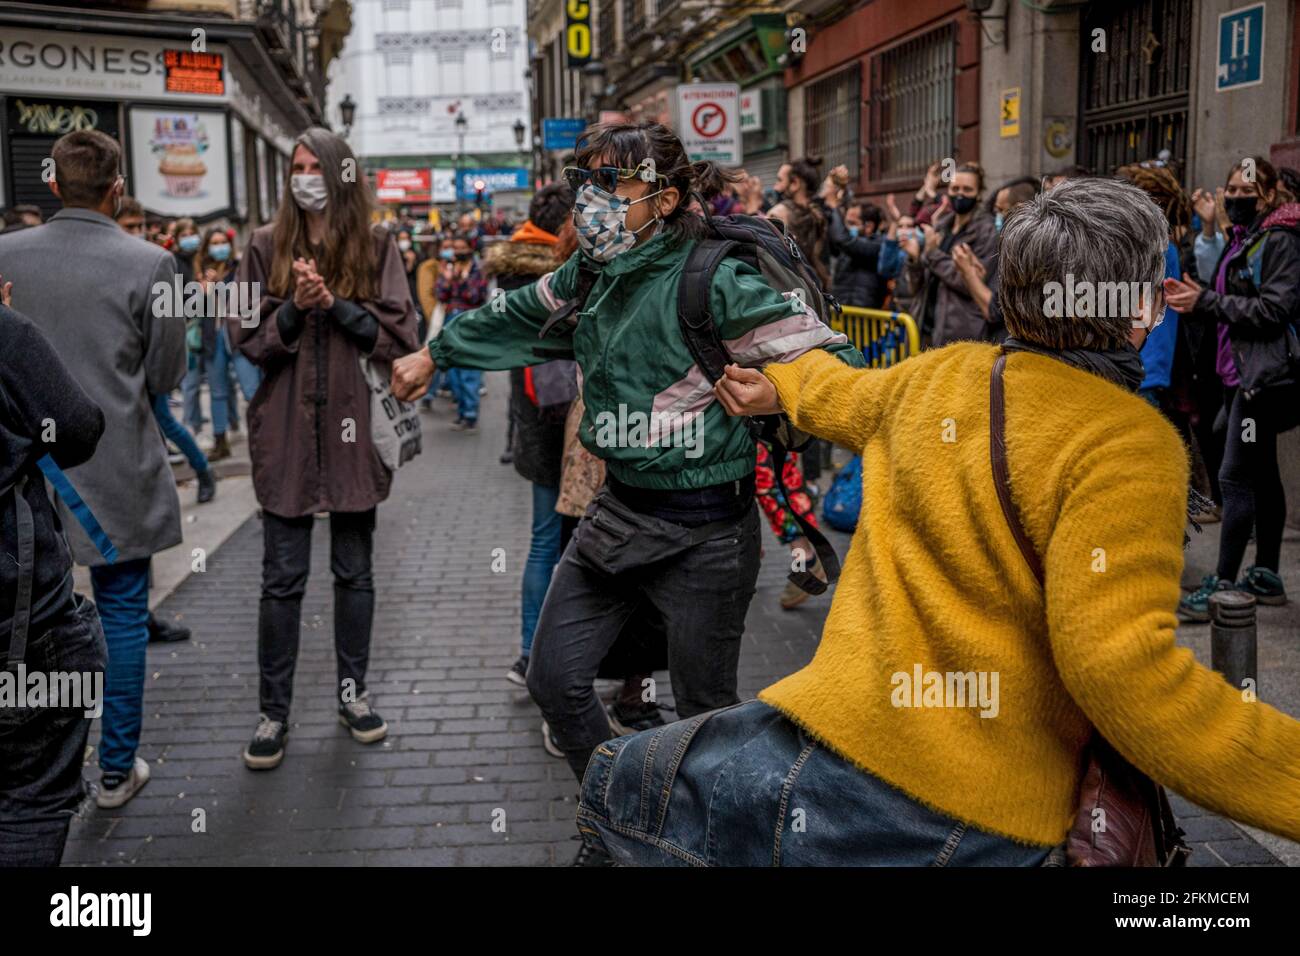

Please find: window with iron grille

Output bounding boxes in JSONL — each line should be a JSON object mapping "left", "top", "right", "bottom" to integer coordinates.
{"left": 1080, "top": 0, "right": 1193, "bottom": 175}
{"left": 804, "top": 64, "right": 861, "bottom": 181}
{"left": 623, "top": 0, "right": 646, "bottom": 41}
{"left": 867, "top": 23, "right": 955, "bottom": 182}
{"left": 599, "top": 0, "right": 617, "bottom": 58}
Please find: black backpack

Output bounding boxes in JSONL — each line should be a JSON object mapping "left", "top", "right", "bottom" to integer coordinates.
{"left": 538, "top": 214, "right": 845, "bottom": 596}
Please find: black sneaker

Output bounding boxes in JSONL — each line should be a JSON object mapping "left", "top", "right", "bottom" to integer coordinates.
{"left": 1237, "top": 566, "right": 1287, "bottom": 605}
{"left": 339, "top": 694, "right": 388, "bottom": 743}
{"left": 244, "top": 714, "right": 287, "bottom": 770}
{"left": 506, "top": 655, "right": 528, "bottom": 687}
{"left": 196, "top": 468, "right": 216, "bottom": 504}
{"left": 608, "top": 699, "right": 667, "bottom": 736}
{"left": 451, "top": 418, "right": 478, "bottom": 432}
{"left": 571, "top": 837, "right": 615, "bottom": 867}
{"left": 147, "top": 612, "right": 191, "bottom": 644}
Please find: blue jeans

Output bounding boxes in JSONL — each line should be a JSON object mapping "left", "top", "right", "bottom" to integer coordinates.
{"left": 151, "top": 391, "right": 208, "bottom": 473}
{"left": 89, "top": 558, "right": 151, "bottom": 775}
{"left": 521, "top": 482, "right": 563, "bottom": 656}
{"left": 443, "top": 310, "right": 481, "bottom": 421}
{"left": 577, "top": 700, "right": 1054, "bottom": 866}
{"left": 182, "top": 340, "right": 233, "bottom": 436}
{"left": 228, "top": 334, "right": 262, "bottom": 403}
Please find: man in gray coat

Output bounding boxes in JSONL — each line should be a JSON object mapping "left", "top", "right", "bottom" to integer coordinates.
{"left": 0, "top": 130, "right": 184, "bottom": 808}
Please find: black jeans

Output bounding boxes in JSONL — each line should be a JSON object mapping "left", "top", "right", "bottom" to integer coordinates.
{"left": 527, "top": 490, "right": 762, "bottom": 780}
{"left": 0, "top": 593, "right": 107, "bottom": 866}
{"left": 1217, "top": 386, "right": 1288, "bottom": 580}
{"left": 258, "top": 509, "right": 376, "bottom": 721}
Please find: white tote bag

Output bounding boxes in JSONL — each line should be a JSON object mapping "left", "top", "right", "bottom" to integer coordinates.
{"left": 359, "top": 357, "right": 422, "bottom": 471}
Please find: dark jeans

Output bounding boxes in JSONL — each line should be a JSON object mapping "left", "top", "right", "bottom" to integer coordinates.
{"left": 1217, "top": 386, "right": 1288, "bottom": 580}
{"left": 0, "top": 593, "right": 107, "bottom": 866}
{"left": 578, "top": 700, "right": 1053, "bottom": 866}
{"left": 258, "top": 509, "right": 376, "bottom": 721}
{"left": 526, "top": 493, "right": 761, "bottom": 780}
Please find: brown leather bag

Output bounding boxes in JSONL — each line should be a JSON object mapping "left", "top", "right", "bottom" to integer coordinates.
{"left": 989, "top": 352, "right": 1190, "bottom": 867}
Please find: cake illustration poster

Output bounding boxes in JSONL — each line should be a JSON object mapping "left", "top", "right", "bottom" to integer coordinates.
{"left": 128, "top": 107, "right": 230, "bottom": 218}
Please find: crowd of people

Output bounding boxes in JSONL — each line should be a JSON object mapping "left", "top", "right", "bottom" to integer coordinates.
{"left": 3, "top": 119, "right": 1300, "bottom": 868}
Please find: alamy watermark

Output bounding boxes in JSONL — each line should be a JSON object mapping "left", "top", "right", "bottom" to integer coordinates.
{"left": 150, "top": 275, "right": 261, "bottom": 327}
{"left": 0, "top": 665, "right": 102, "bottom": 718}
{"left": 591, "top": 404, "right": 704, "bottom": 459}
{"left": 890, "top": 664, "right": 1000, "bottom": 718}
{"left": 1042, "top": 274, "right": 1159, "bottom": 328}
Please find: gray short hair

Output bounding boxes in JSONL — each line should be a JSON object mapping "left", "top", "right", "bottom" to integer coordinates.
{"left": 998, "top": 177, "right": 1168, "bottom": 349}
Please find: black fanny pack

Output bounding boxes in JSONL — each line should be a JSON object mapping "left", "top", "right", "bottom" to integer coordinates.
{"left": 575, "top": 484, "right": 751, "bottom": 576}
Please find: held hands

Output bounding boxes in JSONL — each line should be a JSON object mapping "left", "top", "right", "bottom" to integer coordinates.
{"left": 391, "top": 349, "right": 436, "bottom": 402}
{"left": 1163, "top": 274, "right": 1203, "bottom": 314}
{"left": 713, "top": 363, "right": 781, "bottom": 417}
{"left": 292, "top": 258, "right": 335, "bottom": 311}
{"left": 952, "top": 242, "right": 986, "bottom": 281}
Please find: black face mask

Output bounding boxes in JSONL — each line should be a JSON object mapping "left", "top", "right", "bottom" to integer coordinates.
{"left": 950, "top": 194, "right": 978, "bottom": 215}
{"left": 1224, "top": 196, "right": 1260, "bottom": 227}
{"left": 455, "top": 251, "right": 473, "bottom": 261}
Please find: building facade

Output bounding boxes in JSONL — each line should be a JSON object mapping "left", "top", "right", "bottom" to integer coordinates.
{"left": 327, "top": 0, "right": 533, "bottom": 217}
{"left": 0, "top": 0, "right": 344, "bottom": 232}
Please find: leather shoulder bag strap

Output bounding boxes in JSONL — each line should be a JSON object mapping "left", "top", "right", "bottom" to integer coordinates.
{"left": 989, "top": 352, "right": 1044, "bottom": 586}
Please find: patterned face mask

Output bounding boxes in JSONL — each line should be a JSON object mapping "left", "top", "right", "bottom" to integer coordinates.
{"left": 572, "top": 183, "right": 662, "bottom": 262}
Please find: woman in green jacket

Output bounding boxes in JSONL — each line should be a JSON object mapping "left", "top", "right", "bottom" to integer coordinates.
{"left": 392, "top": 122, "right": 861, "bottom": 818}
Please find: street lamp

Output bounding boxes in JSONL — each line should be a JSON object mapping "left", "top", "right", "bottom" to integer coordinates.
{"left": 339, "top": 93, "right": 356, "bottom": 136}
{"left": 513, "top": 118, "right": 525, "bottom": 149}
{"left": 455, "top": 111, "right": 468, "bottom": 214}
{"left": 582, "top": 61, "right": 607, "bottom": 122}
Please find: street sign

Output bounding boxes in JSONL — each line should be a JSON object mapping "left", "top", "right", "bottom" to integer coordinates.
{"left": 431, "top": 169, "right": 456, "bottom": 204}
{"left": 542, "top": 117, "right": 586, "bottom": 151}
{"left": 375, "top": 168, "right": 430, "bottom": 203}
{"left": 1000, "top": 88, "right": 1021, "bottom": 139}
{"left": 565, "top": 0, "right": 592, "bottom": 69}
{"left": 675, "top": 82, "right": 741, "bottom": 166}
{"left": 1217, "top": 3, "right": 1265, "bottom": 91}
{"left": 739, "top": 89, "right": 763, "bottom": 133}
{"left": 457, "top": 167, "right": 529, "bottom": 201}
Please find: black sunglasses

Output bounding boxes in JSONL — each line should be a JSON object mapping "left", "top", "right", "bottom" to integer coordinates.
{"left": 563, "top": 163, "right": 666, "bottom": 195}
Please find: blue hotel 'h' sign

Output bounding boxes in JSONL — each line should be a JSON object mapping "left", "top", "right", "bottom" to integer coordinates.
{"left": 1217, "top": 3, "right": 1265, "bottom": 91}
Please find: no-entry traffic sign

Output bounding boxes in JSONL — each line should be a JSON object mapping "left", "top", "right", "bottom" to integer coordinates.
{"left": 676, "top": 82, "right": 742, "bottom": 165}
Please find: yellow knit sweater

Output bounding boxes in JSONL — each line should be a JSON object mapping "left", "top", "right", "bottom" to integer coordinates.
{"left": 760, "top": 343, "right": 1300, "bottom": 847}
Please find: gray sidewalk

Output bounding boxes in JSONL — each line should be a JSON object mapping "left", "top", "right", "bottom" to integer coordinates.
{"left": 62, "top": 372, "right": 1296, "bottom": 866}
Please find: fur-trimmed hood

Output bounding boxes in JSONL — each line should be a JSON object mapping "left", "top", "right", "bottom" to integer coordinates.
{"left": 483, "top": 228, "right": 562, "bottom": 279}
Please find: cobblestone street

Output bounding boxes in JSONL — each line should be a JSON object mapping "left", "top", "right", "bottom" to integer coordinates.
{"left": 61, "top": 373, "right": 1294, "bottom": 867}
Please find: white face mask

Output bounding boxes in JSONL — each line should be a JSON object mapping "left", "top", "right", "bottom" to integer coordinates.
{"left": 572, "top": 183, "right": 662, "bottom": 262}
{"left": 290, "top": 174, "right": 328, "bottom": 213}
{"left": 397, "top": 239, "right": 412, "bottom": 252}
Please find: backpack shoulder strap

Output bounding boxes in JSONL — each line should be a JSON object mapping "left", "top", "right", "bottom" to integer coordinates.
{"left": 677, "top": 238, "right": 738, "bottom": 385}
{"left": 989, "top": 352, "right": 1044, "bottom": 586}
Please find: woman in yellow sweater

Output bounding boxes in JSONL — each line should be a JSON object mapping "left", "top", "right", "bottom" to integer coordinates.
{"left": 574, "top": 177, "right": 1300, "bottom": 866}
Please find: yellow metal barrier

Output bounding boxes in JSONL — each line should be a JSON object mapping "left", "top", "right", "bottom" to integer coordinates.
{"left": 832, "top": 306, "right": 920, "bottom": 368}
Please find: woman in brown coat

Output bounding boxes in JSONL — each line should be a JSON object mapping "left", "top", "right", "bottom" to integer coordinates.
{"left": 231, "top": 127, "right": 418, "bottom": 769}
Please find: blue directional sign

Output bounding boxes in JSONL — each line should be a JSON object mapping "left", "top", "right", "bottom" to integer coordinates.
{"left": 1217, "top": 3, "right": 1265, "bottom": 91}
{"left": 542, "top": 117, "right": 586, "bottom": 151}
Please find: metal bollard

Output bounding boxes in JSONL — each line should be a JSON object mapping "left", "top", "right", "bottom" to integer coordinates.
{"left": 1209, "top": 590, "right": 1257, "bottom": 693}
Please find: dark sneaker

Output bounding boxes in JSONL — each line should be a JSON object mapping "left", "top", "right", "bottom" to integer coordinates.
{"left": 1177, "top": 574, "right": 1231, "bottom": 623}
{"left": 541, "top": 720, "right": 564, "bottom": 758}
{"left": 196, "top": 468, "right": 216, "bottom": 504}
{"left": 607, "top": 699, "right": 666, "bottom": 736}
{"left": 499, "top": 451, "right": 514, "bottom": 464}
{"left": 244, "top": 714, "right": 287, "bottom": 770}
{"left": 207, "top": 432, "right": 232, "bottom": 462}
{"left": 571, "top": 837, "right": 615, "bottom": 867}
{"left": 1236, "top": 566, "right": 1287, "bottom": 606}
{"left": 96, "top": 757, "right": 150, "bottom": 809}
{"left": 451, "top": 418, "right": 478, "bottom": 432}
{"left": 147, "top": 612, "right": 191, "bottom": 644}
{"left": 506, "top": 655, "right": 528, "bottom": 687}
{"left": 339, "top": 694, "right": 388, "bottom": 743}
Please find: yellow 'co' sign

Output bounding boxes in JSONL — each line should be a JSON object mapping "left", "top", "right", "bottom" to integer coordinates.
{"left": 565, "top": 0, "right": 592, "bottom": 67}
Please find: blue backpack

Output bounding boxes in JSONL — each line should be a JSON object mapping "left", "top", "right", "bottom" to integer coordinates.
{"left": 822, "top": 455, "right": 862, "bottom": 533}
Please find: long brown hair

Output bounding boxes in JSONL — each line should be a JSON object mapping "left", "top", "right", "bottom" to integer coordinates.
{"left": 269, "top": 127, "right": 378, "bottom": 300}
